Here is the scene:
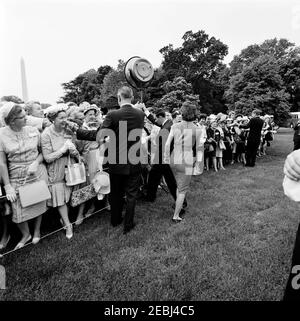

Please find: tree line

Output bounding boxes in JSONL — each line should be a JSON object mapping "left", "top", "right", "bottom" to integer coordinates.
{"left": 2, "top": 30, "right": 299, "bottom": 125}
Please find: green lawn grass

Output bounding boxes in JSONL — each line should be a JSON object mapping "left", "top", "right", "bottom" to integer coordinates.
{"left": 0, "top": 128, "right": 299, "bottom": 301}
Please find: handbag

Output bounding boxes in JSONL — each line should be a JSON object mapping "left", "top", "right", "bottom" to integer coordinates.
{"left": 219, "top": 140, "right": 226, "bottom": 150}
{"left": 18, "top": 176, "right": 51, "bottom": 208}
{"left": 265, "top": 131, "right": 273, "bottom": 141}
{"left": 65, "top": 155, "right": 86, "bottom": 187}
{"left": 70, "top": 184, "right": 97, "bottom": 207}
{"left": 233, "top": 134, "right": 242, "bottom": 144}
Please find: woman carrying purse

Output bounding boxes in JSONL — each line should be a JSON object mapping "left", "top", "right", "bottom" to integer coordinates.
{"left": 41, "top": 104, "right": 79, "bottom": 239}
{"left": 0, "top": 103, "right": 48, "bottom": 249}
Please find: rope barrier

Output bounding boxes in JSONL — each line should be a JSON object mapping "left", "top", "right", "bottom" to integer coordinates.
{"left": 0, "top": 204, "right": 110, "bottom": 258}
{"left": 0, "top": 141, "right": 274, "bottom": 259}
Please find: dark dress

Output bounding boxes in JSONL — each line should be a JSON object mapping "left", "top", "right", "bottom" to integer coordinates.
{"left": 205, "top": 127, "right": 217, "bottom": 158}
{"left": 223, "top": 127, "right": 232, "bottom": 163}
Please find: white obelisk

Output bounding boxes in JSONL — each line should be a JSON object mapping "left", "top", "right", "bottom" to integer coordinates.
{"left": 20, "top": 57, "right": 29, "bottom": 102}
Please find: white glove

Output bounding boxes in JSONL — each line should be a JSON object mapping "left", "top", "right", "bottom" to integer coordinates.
{"left": 4, "top": 184, "right": 17, "bottom": 203}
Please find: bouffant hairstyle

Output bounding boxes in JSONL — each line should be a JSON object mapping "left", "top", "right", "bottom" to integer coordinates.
{"left": 199, "top": 113, "right": 207, "bottom": 120}
{"left": 5, "top": 104, "right": 24, "bottom": 125}
{"left": 180, "top": 102, "right": 197, "bottom": 121}
{"left": 47, "top": 110, "right": 66, "bottom": 123}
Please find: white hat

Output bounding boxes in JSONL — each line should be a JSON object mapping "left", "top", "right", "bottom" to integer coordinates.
{"left": 83, "top": 104, "right": 99, "bottom": 116}
{"left": 45, "top": 103, "right": 68, "bottom": 119}
{"left": 0, "top": 101, "right": 17, "bottom": 126}
{"left": 92, "top": 171, "right": 110, "bottom": 200}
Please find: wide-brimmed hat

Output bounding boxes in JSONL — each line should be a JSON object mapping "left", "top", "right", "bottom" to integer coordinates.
{"left": 83, "top": 104, "right": 99, "bottom": 115}
{"left": 92, "top": 171, "right": 110, "bottom": 200}
{"left": 0, "top": 101, "right": 17, "bottom": 126}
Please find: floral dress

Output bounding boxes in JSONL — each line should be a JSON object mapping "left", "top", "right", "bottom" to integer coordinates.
{"left": 0, "top": 126, "right": 48, "bottom": 223}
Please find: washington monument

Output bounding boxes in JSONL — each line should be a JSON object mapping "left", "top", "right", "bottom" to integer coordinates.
{"left": 20, "top": 57, "right": 29, "bottom": 102}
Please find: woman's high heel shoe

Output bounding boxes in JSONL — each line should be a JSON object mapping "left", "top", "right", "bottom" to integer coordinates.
{"left": 14, "top": 235, "right": 32, "bottom": 250}
{"left": 66, "top": 225, "right": 73, "bottom": 239}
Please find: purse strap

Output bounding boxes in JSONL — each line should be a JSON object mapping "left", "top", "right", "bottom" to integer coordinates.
{"left": 20, "top": 173, "right": 42, "bottom": 186}
{"left": 68, "top": 152, "right": 81, "bottom": 165}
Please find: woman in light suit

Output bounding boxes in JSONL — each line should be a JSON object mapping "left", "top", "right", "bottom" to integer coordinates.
{"left": 164, "top": 102, "right": 203, "bottom": 222}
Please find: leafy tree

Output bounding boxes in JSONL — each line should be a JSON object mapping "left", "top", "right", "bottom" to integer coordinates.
{"left": 60, "top": 65, "right": 112, "bottom": 105}
{"left": 100, "top": 60, "right": 128, "bottom": 104}
{"left": 225, "top": 55, "right": 290, "bottom": 122}
{"left": 159, "top": 30, "right": 229, "bottom": 114}
{"left": 227, "top": 38, "right": 300, "bottom": 116}
{"left": 229, "top": 38, "right": 295, "bottom": 77}
{"left": 279, "top": 47, "right": 300, "bottom": 111}
{"left": 160, "top": 30, "right": 228, "bottom": 81}
{"left": 154, "top": 76, "right": 200, "bottom": 112}
{"left": 143, "top": 66, "right": 168, "bottom": 107}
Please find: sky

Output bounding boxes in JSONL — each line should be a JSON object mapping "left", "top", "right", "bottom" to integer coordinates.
{"left": 0, "top": 0, "right": 299, "bottom": 104}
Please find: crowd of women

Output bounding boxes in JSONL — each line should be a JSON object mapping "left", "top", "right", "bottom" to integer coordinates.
{"left": 0, "top": 97, "right": 276, "bottom": 252}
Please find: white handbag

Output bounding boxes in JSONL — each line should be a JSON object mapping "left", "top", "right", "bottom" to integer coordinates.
{"left": 65, "top": 156, "right": 86, "bottom": 186}
{"left": 18, "top": 176, "right": 51, "bottom": 208}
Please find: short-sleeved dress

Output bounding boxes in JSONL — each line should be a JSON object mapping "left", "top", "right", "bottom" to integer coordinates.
{"left": 41, "top": 125, "right": 76, "bottom": 207}
{"left": 165, "top": 121, "right": 202, "bottom": 193}
{"left": 0, "top": 126, "right": 48, "bottom": 223}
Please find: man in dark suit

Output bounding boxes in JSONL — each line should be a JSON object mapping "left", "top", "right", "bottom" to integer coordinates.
{"left": 240, "top": 109, "right": 264, "bottom": 167}
{"left": 96, "top": 87, "right": 144, "bottom": 234}
{"left": 71, "top": 96, "right": 120, "bottom": 141}
{"left": 139, "top": 107, "right": 178, "bottom": 204}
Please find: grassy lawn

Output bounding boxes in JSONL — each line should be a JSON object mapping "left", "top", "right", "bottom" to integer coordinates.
{"left": 0, "top": 128, "right": 299, "bottom": 301}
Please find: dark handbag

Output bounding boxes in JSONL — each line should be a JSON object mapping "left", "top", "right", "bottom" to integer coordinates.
{"left": 233, "top": 134, "right": 242, "bottom": 144}
{"left": 265, "top": 131, "right": 273, "bottom": 141}
{"left": 70, "top": 184, "right": 97, "bottom": 207}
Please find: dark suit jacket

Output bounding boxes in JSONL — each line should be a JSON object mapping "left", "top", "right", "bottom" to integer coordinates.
{"left": 240, "top": 117, "right": 264, "bottom": 144}
{"left": 147, "top": 114, "right": 173, "bottom": 164}
{"left": 97, "top": 104, "right": 145, "bottom": 175}
{"left": 76, "top": 127, "right": 98, "bottom": 141}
